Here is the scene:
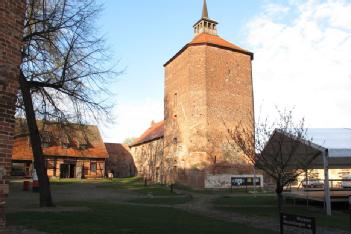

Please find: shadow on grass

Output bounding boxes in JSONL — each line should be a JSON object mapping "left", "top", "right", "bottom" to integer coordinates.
{"left": 48, "top": 177, "right": 178, "bottom": 196}
{"left": 212, "top": 195, "right": 349, "bottom": 231}
{"left": 127, "top": 195, "right": 193, "bottom": 205}
{"left": 98, "top": 177, "right": 181, "bottom": 196}
{"left": 7, "top": 201, "right": 277, "bottom": 234}
{"left": 174, "top": 183, "right": 272, "bottom": 195}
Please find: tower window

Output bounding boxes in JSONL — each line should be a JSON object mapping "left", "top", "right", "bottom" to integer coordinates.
{"left": 174, "top": 92, "right": 178, "bottom": 108}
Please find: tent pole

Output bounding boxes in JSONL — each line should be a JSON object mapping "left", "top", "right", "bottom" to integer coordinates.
{"left": 323, "top": 149, "right": 331, "bottom": 216}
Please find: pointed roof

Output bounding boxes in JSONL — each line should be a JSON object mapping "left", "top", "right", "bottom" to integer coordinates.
{"left": 202, "top": 0, "right": 208, "bottom": 18}
{"left": 164, "top": 33, "right": 253, "bottom": 66}
{"left": 190, "top": 33, "right": 250, "bottom": 53}
{"left": 164, "top": 1, "right": 254, "bottom": 66}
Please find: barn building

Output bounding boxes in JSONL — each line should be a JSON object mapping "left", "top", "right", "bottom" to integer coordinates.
{"left": 12, "top": 119, "right": 108, "bottom": 179}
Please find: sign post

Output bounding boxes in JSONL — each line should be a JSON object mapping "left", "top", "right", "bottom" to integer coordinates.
{"left": 280, "top": 213, "right": 316, "bottom": 234}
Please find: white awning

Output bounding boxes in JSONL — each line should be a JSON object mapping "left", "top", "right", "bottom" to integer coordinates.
{"left": 306, "top": 128, "right": 351, "bottom": 158}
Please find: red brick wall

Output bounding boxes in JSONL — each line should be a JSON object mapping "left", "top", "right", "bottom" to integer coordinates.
{"left": 164, "top": 43, "right": 254, "bottom": 187}
{"left": 206, "top": 46, "right": 254, "bottom": 166}
{"left": 0, "top": 0, "right": 25, "bottom": 230}
{"left": 164, "top": 46, "right": 208, "bottom": 168}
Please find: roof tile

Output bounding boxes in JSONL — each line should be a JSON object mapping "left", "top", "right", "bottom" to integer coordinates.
{"left": 12, "top": 119, "right": 108, "bottom": 160}
{"left": 131, "top": 121, "right": 164, "bottom": 146}
{"left": 189, "top": 33, "right": 250, "bottom": 53}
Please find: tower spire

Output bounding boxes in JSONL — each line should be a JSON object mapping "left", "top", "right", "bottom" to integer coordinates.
{"left": 193, "top": 0, "right": 218, "bottom": 36}
{"left": 202, "top": 0, "right": 208, "bottom": 18}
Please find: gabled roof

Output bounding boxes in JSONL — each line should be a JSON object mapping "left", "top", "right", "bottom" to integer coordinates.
{"left": 164, "top": 33, "right": 254, "bottom": 66}
{"left": 130, "top": 121, "right": 164, "bottom": 147}
{"left": 105, "top": 143, "right": 131, "bottom": 157}
{"left": 265, "top": 128, "right": 351, "bottom": 169}
{"left": 12, "top": 119, "right": 108, "bottom": 160}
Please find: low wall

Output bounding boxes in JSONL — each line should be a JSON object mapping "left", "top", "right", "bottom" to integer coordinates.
{"left": 205, "top": 174, "right": 264, "bottom": 189}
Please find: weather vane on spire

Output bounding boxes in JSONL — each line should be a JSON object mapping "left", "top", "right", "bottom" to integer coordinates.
{"left": 193, "top": 0, "right": 218, "bottom": 36}
{"left": 202, "top": 0, "right": 209, "bottom": 18}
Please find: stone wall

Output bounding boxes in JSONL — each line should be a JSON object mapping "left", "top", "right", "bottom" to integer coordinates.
{"left": 164, "top": 44, "right": 254, "bottom": 187}
{"left": 0, "top": 0, "right": 24, "bottom": 229}
{"left": 105, "top": 143, "right": 137, "bottom": 178}
{"left": 130, "top": 138, "right": 166, "bottom": 183}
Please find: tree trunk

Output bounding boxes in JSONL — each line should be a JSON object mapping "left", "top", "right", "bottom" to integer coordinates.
{"left": 275, "top": 180, "right": 283, "bottom": 215}
{"left": 277, "top": 192, "right": 283, "bottom": 213}
{"left": 19, "top": 72, "right": 54, "bottom": 207}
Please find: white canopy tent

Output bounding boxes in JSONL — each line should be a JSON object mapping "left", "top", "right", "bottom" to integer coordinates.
{"left": 305, "top": 129, "right": 351, "bottom": 167}
{"left": 305, "top": 129, "right": 351, "bottom": 215}
{"left": 265, "top": 128, "right": 351, "bottom": 215}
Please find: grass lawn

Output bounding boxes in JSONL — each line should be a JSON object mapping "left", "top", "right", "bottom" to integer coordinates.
{"left": 100, "top": 177, "right": 180, "bottom": 196}
{"left": 174, "top": 183, "right": 270, "bottom": 195}
{"left": 127, "top": 195, "right": 192, "bottom": 205}
{"left": 213, "top": 195, "right": 350, "bottom": 230}
{"left": 50, "top": 177, "right": 179, "bottom": 196}
{"left": 7, "top": 201, "right": 277, "bottom": 234}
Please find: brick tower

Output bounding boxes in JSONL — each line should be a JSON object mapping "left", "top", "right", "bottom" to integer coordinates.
{"left": 164, "top": 0, "right": 254, "bottom": 187}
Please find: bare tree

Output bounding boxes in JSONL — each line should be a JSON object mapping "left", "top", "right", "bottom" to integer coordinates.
{"left": 18, "top": 0, "right": 116, "bottom": 207}
{"left": 205, "top": 120, "right": 252, "bottom": 176}
{"left": 123, "top": 137, "right": 136, "bottom": 146}
{"left": 227, "top": 108, "right": 320, "bottom": 213}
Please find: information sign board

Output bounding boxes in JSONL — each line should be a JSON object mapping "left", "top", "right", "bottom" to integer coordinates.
{"left": 231, "top": 177, "right": 260, "bottom": 186}
{"left": 280, "top": 213, "right": 316, "bottom": 234}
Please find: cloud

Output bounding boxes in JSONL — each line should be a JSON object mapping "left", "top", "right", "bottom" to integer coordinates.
{"left": 246, "top": 0, "right": 351, "bottom": 127}
{"left": 99, "top": 99, "right": 164, "bottom": 143}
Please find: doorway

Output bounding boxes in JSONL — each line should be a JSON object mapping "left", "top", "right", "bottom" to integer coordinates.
{"left": 60, "top": 164, "right": 76, "bottom": 178}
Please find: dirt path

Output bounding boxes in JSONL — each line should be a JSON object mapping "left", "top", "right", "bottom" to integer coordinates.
{"left": 171, "top": 190, "right": 349, "bottom": 234}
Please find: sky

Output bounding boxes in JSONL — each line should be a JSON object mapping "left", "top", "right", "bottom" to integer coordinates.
{"left": 96, "top": 0, "right": 351, "bottom": 143}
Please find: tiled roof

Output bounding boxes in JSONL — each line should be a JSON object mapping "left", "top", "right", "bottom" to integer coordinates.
{"left": 189, "top": 33, "right": 251, "bottom": 54}
{"left": 12, "top": 119, "right": 109, "bottom": 160}
{"left": 105, "top": 143, "right": 132, "bottom": 157}
{"left": 164, "top": 33, "right": 254, "bottom": 66}
{"left": 130, "top": 121, "right": 164, "bottom": 147}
